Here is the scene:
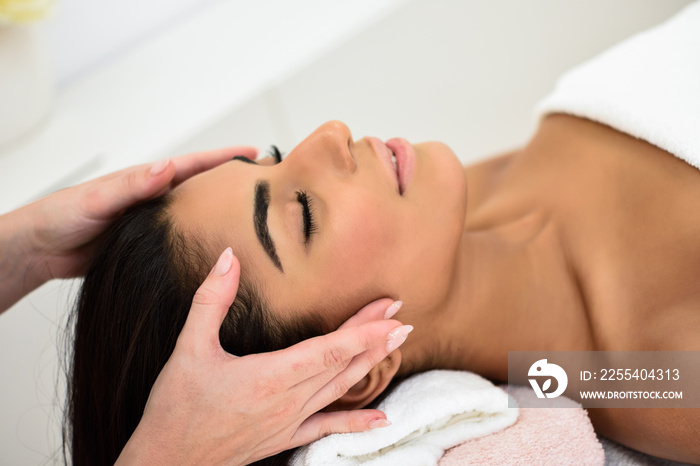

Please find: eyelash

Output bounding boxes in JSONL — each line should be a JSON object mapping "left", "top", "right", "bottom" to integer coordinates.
{"left": 268, "top": 145, "right": 283, "bottom": 164}
{"left": 295, "top": 190, "right": 318, "bottom": 244}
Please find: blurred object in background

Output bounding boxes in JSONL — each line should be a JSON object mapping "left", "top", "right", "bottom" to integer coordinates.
{"left": 0, "top": 0, "right": 54, "bottom": 148}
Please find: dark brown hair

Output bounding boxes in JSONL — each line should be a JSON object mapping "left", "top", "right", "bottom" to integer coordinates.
{"left": 64, "top": 194, "right": 324, "bottom": 465}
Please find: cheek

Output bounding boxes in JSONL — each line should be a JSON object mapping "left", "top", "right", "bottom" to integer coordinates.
{"left": 390, "top": 142, "right": 467, "bottom": 307}
{"left": 332, "top": 195, "right": 396, "bottom": 279}
{"left": 316, "top": 193, "right": 398, "bottom": 321}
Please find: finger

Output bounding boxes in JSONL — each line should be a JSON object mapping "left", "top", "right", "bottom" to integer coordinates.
{"left": 177, "top": 248, "right": 240, "bottom": 356}
{"left": 79, "top": 147, "right": 258, "bottom": 220}
{"left": 79, "top": 160, "right": 176, "bottom": 220}
{"left": 303, "top": 325, "right": 409, "bottom": 414}
{"left": 280, "top": 319, "right": 402, "bottom": 390}
{"left": 170, "top": 146, "right": 258, "bottom": 186}
{"left": 291, "top": 410, "right": 390, "bottom": 448}
{"left": 337, "top": 299, "right": 400, "bottom": 330}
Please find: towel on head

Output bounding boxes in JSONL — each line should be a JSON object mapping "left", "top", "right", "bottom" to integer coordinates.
{"left": 291, "top": 370, "right": 518, "bottom": 466}
{"left": 534, "top": 1, "right": 700, "bottom": 170}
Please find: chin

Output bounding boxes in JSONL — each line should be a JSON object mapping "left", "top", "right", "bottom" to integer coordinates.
{"left": 404, "top": 141, "right": 466, "bottom": 304}
{"left": 417, "top": 140, "right": 466, "bottom": 188}
{"left": 416, "top": 140, "right": 468, "bottom": 221}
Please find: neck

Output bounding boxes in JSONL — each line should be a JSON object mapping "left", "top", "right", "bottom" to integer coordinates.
{"left": 399, "top": 120, "right": 595, "bottom": 381}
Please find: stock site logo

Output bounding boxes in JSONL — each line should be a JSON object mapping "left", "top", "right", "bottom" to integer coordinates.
{"left": 528, "top": 359, "right": 568, "bottom": 398}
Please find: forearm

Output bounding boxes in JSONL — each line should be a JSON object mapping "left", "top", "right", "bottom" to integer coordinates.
{"left": 0, "top": 206, "right": 46, "bottom": 313}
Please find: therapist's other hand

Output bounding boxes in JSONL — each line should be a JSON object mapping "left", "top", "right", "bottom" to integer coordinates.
{"left": 18, "top": 147, "right": 257, "bottom": 283}
{"left": 117, "top": 248, "right": 406, "bottom": 466}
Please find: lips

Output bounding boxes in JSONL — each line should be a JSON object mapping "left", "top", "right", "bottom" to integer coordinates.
{"left": 368, "top": 136, "right": 400, "bottom": 194}
{"left": 385, "top": 137, "right": 415, "bottom": 195}
{"left": 367, "top": 136, "right": 415, "bottom": 195}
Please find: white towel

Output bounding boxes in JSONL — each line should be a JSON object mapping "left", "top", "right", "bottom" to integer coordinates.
{"left": 291, "top": 370, "right": 518, "bottom": 466}
{"left": 534, "top": 1, "right": 700, "bottom": 170}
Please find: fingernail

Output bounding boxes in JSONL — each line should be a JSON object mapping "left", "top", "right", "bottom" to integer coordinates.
{"left": 214, "top": 247, "right": 234, "bottom": 276}
{"left": 368, "top": 418, "right": 391, "bottom": 429}
{"left": 384, "top": 301, "right": 403, "bottom": 319}
{"left": 150, "top": 158, "right": 170, "bottom": 176}
{"left": 386, "top": 325, "right": 413, "bottom": 353}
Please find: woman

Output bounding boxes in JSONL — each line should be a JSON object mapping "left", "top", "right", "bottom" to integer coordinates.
{"left": 0, "top": 145, "right": 406, "bottom": 466}
{"left": 69, "top": 4, "right": 700, "bottom": 465}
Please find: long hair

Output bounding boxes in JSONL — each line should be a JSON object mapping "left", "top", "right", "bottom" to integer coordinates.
{"left": 64, "top": 194, "right": 324, "bottom": 465}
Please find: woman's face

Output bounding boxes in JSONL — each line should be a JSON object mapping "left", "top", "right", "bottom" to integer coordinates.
{"left": 171, "top": 121, "right": 467, "bottom": 328}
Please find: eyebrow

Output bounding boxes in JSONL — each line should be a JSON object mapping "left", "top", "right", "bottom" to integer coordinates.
{"left": 254, "top": 180, "right": 284, "bottom": 273}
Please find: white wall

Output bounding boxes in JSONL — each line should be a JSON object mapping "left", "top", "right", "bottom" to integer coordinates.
{"left": 42, "top": 0, "right": 222, "bottom": 87}
{"left": 171, "top": 0, "right": 695, "bottom": 167}
{"left": 272, "top": 0, "right": 695, "bottom": 163}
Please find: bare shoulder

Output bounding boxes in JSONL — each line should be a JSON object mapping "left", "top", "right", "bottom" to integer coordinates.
{"left": 530, "top": 115, "right": 700, "bottom": 351}
{"left": 499, "top": 115, "right": 700, "bottom": 461}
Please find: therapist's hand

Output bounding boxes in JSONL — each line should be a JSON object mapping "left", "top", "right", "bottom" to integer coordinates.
{"left": 24, "top": 146, "right": 257, "bottom": 281}
{"left": 117, "top": 248, "right": 407, "bottom": 466}
{"left": 0, "top": 147, "right": 256, "bottom": 312}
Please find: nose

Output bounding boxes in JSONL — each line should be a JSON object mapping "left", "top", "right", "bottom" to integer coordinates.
{"left": 289, "top": 120, "right": 355, "bottom": 175}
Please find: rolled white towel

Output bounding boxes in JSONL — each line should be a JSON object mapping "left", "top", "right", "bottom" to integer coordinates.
{"left": 291, "top": 370, "right": 518, "bottom": 466}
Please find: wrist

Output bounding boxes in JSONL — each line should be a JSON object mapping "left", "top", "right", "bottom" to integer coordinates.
{"left": 116, "top": 417, "right": 198, "bottom": 466}
{"left": 115, "top": 424, "right": 173, "bottom": 466}
{"left": 0, "top": 206, "right": 47, "bottom": 312}
{"left": 116, "top": 417, "right": 250, "bottom": 466}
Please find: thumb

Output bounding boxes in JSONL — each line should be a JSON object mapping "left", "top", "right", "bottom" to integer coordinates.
{"left": 178, "top": 248, "right": 240, "bottom": 355}
{"left": 84, "top": 160, "right": 177, "bottom": 220}
{"left": 292, "top": 410, "right": 390, "bottom": 448}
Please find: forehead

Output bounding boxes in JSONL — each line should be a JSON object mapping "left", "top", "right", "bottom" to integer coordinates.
{"left": 169, "top": 161, "right": 308, "bottom": 303}
{"left": 170, "top": 162, "right": 257, "bottom": 274}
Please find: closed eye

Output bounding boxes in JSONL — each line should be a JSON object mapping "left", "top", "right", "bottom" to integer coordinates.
{"left": 296, "top": 190, "right": 318, "bottom": 244}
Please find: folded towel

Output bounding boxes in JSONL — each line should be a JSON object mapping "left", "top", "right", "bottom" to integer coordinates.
{"left": 291, "top": 370, "right": 518, "bottom": 466}
{"left": 534, "top": 1, "right": 700, "bottom": 170}
{"left": 439, "top": 385, "right": 604, "bottom": 466}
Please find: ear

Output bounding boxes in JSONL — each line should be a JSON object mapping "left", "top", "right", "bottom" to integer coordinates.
{"left": 326, "top": 350, "right": 402, "bottom": 411}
